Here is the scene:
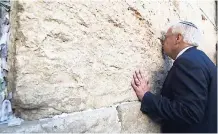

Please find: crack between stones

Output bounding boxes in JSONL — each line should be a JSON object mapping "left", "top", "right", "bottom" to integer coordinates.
{"left": 115, "top": 105, "right": 122, "bottom": 130}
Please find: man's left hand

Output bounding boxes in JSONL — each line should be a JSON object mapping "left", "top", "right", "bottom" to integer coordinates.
{"left": 131, "top": 70, "right": 150, "bottom": 101}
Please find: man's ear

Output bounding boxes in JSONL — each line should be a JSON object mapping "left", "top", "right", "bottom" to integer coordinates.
{"left": 176, "top": 33, "right": 183, "bottom": 43}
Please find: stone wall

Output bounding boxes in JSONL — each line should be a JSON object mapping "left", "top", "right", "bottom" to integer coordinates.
{"left": 5, "top": 0, "right": 216, "bottom": 132}
{"left": 0, "top": 102, "right": 160, "bottom": 133}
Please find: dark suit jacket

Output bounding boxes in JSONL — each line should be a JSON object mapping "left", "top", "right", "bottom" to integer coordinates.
{"left": 141, "top": 47, "right": 217, "bottom": 133}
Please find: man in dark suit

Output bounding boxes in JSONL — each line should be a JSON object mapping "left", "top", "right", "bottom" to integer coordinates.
{"left": 131, "top": 21, "right": 217, "bottom": 133}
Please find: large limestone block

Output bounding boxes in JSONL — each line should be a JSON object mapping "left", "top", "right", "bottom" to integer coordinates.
{"left": 117, "top": 102, "right": 160, "bottom": 133}
{"left": 13, "top": 0, "right": 171, "bottom": 119}
{"left": 0, "top": 121, "right": 45, "bottom": 133}
{"left": 0, "top": 107, "right": 121, "bottom": 133}
{"left": 39, "top": 107, "right": 121, "bottom": 133}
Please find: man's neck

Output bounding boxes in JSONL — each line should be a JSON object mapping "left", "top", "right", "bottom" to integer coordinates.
{"left": 172, "top": 44, "right": 191, "bottom": 60}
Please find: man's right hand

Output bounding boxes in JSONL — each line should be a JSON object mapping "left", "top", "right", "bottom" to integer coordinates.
{"left": 131, "top": 70, "right": 150, "bottom": 101}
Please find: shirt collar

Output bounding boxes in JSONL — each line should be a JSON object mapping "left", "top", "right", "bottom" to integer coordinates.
{"left": 176, "top": 46, "right": 194, "bottom": 59}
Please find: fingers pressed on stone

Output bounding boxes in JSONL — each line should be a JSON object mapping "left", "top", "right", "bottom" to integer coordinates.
{"left": 135, "top": 71, "right": 142, "bottom": 81}
{"left": 133, "top": 74, "right": 140, "bottom": 85}
{"left": 131, "top": 80, "right": 138, "bottom": 90}
{"left": 139, "top": 69, "right": 144, "bottom": 79}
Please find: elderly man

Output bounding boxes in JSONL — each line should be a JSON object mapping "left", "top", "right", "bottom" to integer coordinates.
{"left": 131, "top": 21, "right": 217, "bottom": 133}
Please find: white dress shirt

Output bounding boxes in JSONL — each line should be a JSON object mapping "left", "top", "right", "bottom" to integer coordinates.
{"left": 176, "top": 46, "right": 194, "bottom": 59}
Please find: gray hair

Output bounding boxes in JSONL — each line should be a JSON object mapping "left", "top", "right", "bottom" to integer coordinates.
{"left": 170, "top": 21, "right": 202, "bottom": 47}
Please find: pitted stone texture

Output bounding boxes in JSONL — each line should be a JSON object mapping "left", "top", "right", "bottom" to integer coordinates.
{"left": 0, "top": 121, "right": 44, "bottom": 133}
{"left": 39, "top": 107, "right": 121, "bottom": 133}
{"left": 0, "top": 107, "right": 121, "bottom": 133}
{"left": 13, "top": 0, "right": 169, "bottom": 120}
{"left": 12, "top": 0, "right": 216, "bottom": 119}
{"left": 117, "top": 102, "right": 160, "bottom": 133}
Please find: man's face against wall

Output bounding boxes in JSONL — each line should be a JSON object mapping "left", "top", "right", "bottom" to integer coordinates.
{"left": 162, "top": 28, "right": 177, "bottom": 58}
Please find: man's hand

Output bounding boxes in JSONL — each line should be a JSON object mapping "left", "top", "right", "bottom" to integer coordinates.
{"left": 131, "top": 70, "right": 150, "bottom": 101}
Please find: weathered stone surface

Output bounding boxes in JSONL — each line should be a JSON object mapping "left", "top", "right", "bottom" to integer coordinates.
{"left": 39, "top": 107, "right": 121, "bottom": 133}
{"left": 11, "top": 0, "right": 217, "bottom": 120}
{"left": 0, "top": 107, "right": 121, "bottom": 133}
{"left": 117, "top": 102, "right": 160, "bottom": 133}
{"left": 0, "top": 121, "right": 44, "bottom": 133}
{"left": 12, "top": 0, "right": 169, "bottom": 120}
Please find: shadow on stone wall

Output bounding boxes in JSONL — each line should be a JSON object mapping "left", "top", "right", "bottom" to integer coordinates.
{"left": 150, "top": 47, "right": 173, "bottom": 95}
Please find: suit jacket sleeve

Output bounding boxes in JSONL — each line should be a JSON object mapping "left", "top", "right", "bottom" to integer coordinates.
{"left": 141, "top": 58, "right": 208, "bottom": 124}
